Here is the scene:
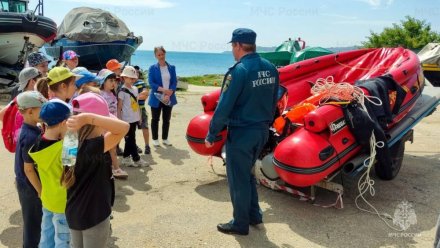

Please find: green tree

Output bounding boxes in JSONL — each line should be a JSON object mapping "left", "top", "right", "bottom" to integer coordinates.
{"left": 362, "top": 16, "right": 440, "bottom": 50}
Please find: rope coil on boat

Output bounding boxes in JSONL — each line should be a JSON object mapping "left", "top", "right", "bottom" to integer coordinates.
{"left": 309, "top": 76, "right": 406, "bottom": 230}
{"left": 310, "top": 76, "right": 383, "bottom": 109}
{"left": 310, "top": 77, "right": 405, "bottom": 231}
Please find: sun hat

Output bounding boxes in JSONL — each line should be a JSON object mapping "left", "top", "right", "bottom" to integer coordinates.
{"left": 62, "top": 50, "right": 80, "bottom": 60}
{"left": 18, "top": 67, "right": 41, "bottom": 91}
{"left": 97, "top": 69, "right": 116, "bottom": 85}
{"left": 72, "top": 92, "right": 113, "bottom": 117}
{"left": 120, "top": 66, "right": 138, "bottom": 79}
{"left": 39, "top": 100, "right": 71, "bottom": 126}
{"left": 47, "top": 67, "right": 82, "bottom": 86}
{"left": 229, "top": 28, "right": 257, "bottom": 45}
{"left": 16, "top": 91, "right": 47, "bottom": 110}
{"left": 27, "top": 52, "right": 50, "bottom": 67}
{"left": 74, "top": 70, "right": 101, "bottom": 88}
{"left": 106, "top": 59, "right": 122, "bottom": 71}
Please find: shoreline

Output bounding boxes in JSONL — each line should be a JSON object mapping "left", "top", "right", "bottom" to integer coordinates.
{"left": 179, "top": 74, "right": 224, "bottom": 87}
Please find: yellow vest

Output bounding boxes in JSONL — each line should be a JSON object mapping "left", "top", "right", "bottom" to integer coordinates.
{"left": 29, "top": 140, "right": 66, "bottom": 213}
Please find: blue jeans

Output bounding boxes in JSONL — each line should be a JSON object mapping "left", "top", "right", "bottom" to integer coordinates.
{"left": 17, "top": 181, "right": 42, "bottom": 248}
{"left": 39, "top": 208, "right": 70, "bottom": 248}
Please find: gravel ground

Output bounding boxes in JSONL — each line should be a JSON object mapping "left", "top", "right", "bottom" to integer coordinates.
{"left": 0, "top": 85, "right": 439, "bottom": 248}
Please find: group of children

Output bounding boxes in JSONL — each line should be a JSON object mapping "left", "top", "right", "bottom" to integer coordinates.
{"left": 3, "top": 76, "right": 128, "bottom": 247}
{"left": 0, "top": 50, "right": 169, "bottom": 247}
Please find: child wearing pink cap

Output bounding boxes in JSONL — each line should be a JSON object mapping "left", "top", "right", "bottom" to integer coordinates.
{"left": 62, "top": 50, "right": 80, "bottom": 71}
{"left": 63, "top": 92, "right": 129, "bottom": 248}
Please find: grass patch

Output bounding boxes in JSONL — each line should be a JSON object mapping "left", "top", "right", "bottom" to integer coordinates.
{"left": 179, "top": 74, "right": 223, "bottom": 87}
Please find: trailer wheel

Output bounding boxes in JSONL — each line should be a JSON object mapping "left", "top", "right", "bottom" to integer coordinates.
{"left": 375, "top": 139, "right": 405, "bottom": 180}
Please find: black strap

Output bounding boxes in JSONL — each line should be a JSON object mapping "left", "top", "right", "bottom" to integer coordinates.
{"left": 120, "top": 88, "right": 137, "bottom": 102}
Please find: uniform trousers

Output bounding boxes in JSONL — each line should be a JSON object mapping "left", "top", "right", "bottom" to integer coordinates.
{"left": 225, "top": 125, "right": 268, "bottom": 233}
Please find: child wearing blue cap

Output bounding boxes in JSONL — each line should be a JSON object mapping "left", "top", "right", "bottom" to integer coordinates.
{"left": 72, "top": 68, "right": 100, "bottom": 89}
{"left": 28, "top": 100, "right": 72, "bottom": 247}
{"left": 70, "top": 68, "right": 101, "bottom": 101}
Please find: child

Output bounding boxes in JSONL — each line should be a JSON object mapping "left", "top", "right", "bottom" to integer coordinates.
{"left": 106, "top": 59, "right": 125, "bottom": 155}
{"left": 34, "top": 78, "right": 50, "bottom": 99}
{"left": 27, "top": 52, "right": 50, "bottom": 76}
{"left": 15, "top": 91, "right": 47, "bottom": 247}
{"left": 63, "top": 92, "right": 129, "bottom": 248}
{"left": 62, "top": 50, "right": 80, "bottom": 71}
{"left": 117, "top": 66, "right": 148, "bottom": 167}
{"left": 71, "top": 68, "right": 100, "bottom": 100}
{"left": 28, "top": 100, "right": 72, "bottom": 247}
{"left": 106, "top": 59, "right": 122, "bottom": 78}
{"left": 37, "top": 67, "right": 81, "bottom": 102}
{"left": 73, "top": 67, "right": 100, "bottom": 88}
{"left": 99, "top": 68, "right": 128, "bottom": 179}
{"left": 133, "top": 65, "right": 151, "bottom": 154}
{"left": 1, "top": 67, "right": 43, "bottom": 145}
{"left": 19, "top": 67, "right": 43, "bottom": 91}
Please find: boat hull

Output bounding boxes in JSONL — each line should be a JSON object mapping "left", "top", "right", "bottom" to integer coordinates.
{"left": 274, "top": 48, "right": 422, "bottom": 186}
{"left": 0, "top": 33, "right": 46, "bottom": 65}
{"left": 45, "top": 37, "right": 143, "bottom": 71}
{"left": 259, "top": 51, "right": 292, "bottom": 66}
{"left": 0, "top": 12, "right": 56, "bottom": 65}
{"left": 186, "top": 112, "right": 227, "bottom": 157}
{"left": 186, "top": 48, "right": 424, "bottom": 187}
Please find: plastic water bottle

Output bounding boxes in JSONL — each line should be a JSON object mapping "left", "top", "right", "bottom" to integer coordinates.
{"left": 154, "top": 92, "right": 171, "bottom": 106}
{"left": 62, "top": 130, "right": 78, "bottom": 167}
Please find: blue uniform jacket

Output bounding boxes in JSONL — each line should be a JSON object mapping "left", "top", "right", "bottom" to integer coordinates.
{"left": 206, "top": 53, "right": 279, "bottom": 143}
{"left": 148, "top": 62, "right": 178, "bottom": 107}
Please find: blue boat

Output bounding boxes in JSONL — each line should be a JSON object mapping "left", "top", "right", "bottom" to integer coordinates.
{"left": 44, "top": 7, "right": 142, "bottom": 71}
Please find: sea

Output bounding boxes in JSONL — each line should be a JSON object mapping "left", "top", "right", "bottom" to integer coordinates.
{"left": 130, "top": 50, "right": 234, "bottom": 76}
{"left": 42, "top": 49, "right": 234, "bottom": 77}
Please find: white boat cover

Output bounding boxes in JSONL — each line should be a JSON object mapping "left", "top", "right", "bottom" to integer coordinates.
{"left": 56, "top": 7, "right": 131, "bottom": 42}
{"left": 417, "top": 43, "right": 440, "bottom": 65}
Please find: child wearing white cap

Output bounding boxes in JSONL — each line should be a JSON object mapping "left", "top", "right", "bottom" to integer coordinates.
{"left": 117, "top": 66, "right": 148, "bottom": 167}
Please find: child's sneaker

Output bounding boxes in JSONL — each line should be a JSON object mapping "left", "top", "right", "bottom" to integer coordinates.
{"left": 112, "top": 168, "right": 128, "bottom": 179}
{"left": 137, "top": 145, "right": 142, "bottom": 153}
{"left": 144, "top": 145, "right": 151, "bottom": 155}
{"left": 134, "top": 158, "right": 149, "bottom": 167}
{"left": 162, "top": 139, "right": 172, "bottom": 146}
{"left": 152, "top": 140, "right": 160, "bottom": 147}
{"left": 121, "top": 157, "right": 134, "bottom": 167}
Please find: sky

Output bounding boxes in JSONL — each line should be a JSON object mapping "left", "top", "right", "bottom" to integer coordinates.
{"left": 40, "top": 0, "right": 440, "bottom": 52}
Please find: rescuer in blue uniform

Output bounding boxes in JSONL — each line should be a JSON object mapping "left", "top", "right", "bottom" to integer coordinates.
{"left": 205, "top": 28, "right": 279, "bottom": 235}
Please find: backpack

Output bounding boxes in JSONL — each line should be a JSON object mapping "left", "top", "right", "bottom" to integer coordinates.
{"left": 120, "top": 87, "right": 139, "bottom": 112}
{"left": 2, "top": 98, "right": 19, "bottom": 152}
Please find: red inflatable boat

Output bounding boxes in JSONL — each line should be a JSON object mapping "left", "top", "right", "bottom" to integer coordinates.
{"left": 187, "top": 47, "right": 432, "bottom": 187}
